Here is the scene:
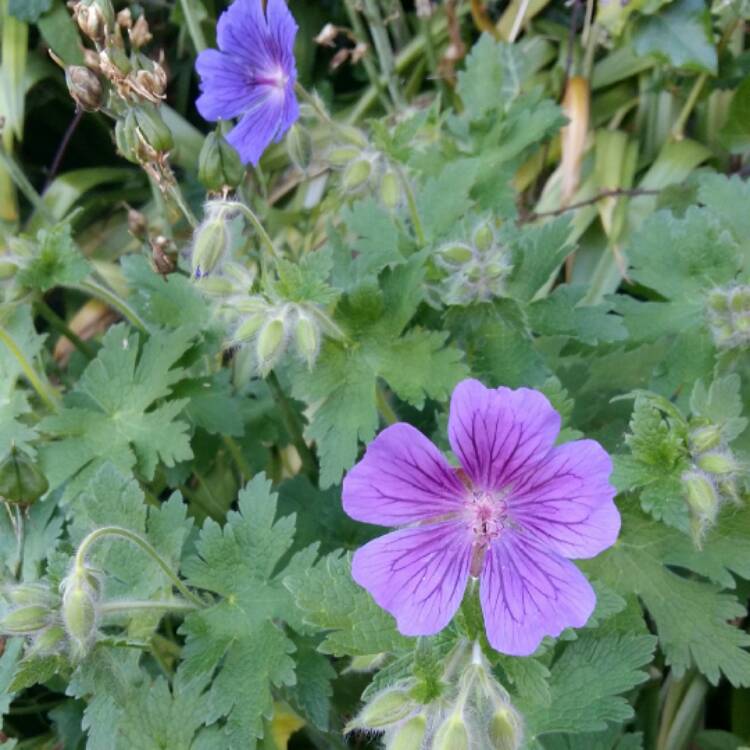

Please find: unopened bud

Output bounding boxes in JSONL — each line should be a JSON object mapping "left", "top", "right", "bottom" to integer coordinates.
{"left": 387, "top": 715, "right": 427, "bottom": 750}
{"left": 339, "top": 125, "right": 369, "bottom": 149}
{"left": 74, "top": 0, "right": 115, "bottom": 43}
{"left": 327, "top": 145, "right": 361, "bottom": 167}
{"left": 256, "top": 317, "right": 287, "bottom": 373}
{"left": 198, "top": 132, "right": 245, "bottom": 191}
{"left": 65, "top": 66, "right": 103, "bottom": 111}
{"left": 729, "top": 287, "right": 750, "bottom": 313}
{"left": 233, "top": 313, "right": 266, "bottom": 343}
{"left": 697, "top": 450, "right": 737, "bottom": 476}
{"left": 286, "top": 124, "right": 313, "bottom": 172}
{"left": 734, "top": 312, "right": 750, "bottom": 334}
{"left": 195, "top": 277, "right": 235, "bottom": 296}
{"left": 349, "top": 689, "right": 415, "bottom": 731}
{"left": 294, "top": 312, "right": 320, "bottom": 368}
{"left": 473, "top": 223, "right": 494, "bottom": 253}
{"left": 62, "top": 576, "right": 97, "bottom": 657}
{"left": 342, "top": 158, "right": 372, "bottom": 190}
{"left": 31, "top": 625, "right": 66, "bottom": 654}
{"left": 706, "top": 289, "right": 729, "bottom": 313}
{"left": 380, "top": 169, "right": 401, "bottom": 210}
{"left": 488, "top": 707, "right": 522, "bottom": 750}
{"left": 683, "top": 470, "right": 719, "bottom": 520}
{"left": 134, "top": 104, "right": 173, "bottom": 153}
{"left": 191, "top": 217, "right": 229, "bottom": 278}
{"left": 689, "top": 424, "right": 722, "bottom": 453}
{"left": 0, "top": 447, "right": 49, "bottom": 504}
{"left": 0, "top": 605, "right": 50, "bottom": 634}
{"left": 4, "top": 584, "right": 52, "bottom": 607}
{"left": 433, "top": 714, "right": 469, "bottom": 750}
{"left": 439, "top": 243, "right": 474, "bottom": 265}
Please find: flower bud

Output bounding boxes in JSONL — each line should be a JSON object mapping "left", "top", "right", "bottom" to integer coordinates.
{"left": 293, "top": 311, "right": 320, "bottom": 368}
{"left": 191, "top": 215, "right": 230, "bottom": 278}
{"left": 734, "top": 312, "right": 750, "bottom": 334}
{"left": 198, "top": 132, "right": 245, "bottom": 192}
{"left": 4, "top": 583, "right": 52, "bottom": 607}
{"left": 433, "top": 714, "right": 469, "bottom": 750}
{"left": 729, "top": 286, "right": 750, "bottom": 313}
{"left": 706, "top": 289, "right": 729, "bottom": 313}
{"left": 689, "top": 424, "right": 722, "bottom": 454}
{"left": 233, "top": 313, "right": 266, "bottom": 343}
{"left": 348, "top": 689, "right": 416, "bottom": 731}
{"left": 697, "top": 450, "right": 737, "bottom": 476}
{"left": 74, "top": 0, "right": 115, "bottom": 43}
{"left": 379, "top": 169, "right": 401, "bottom": 210}
{"left": 256, "top": 316, "right": 288, "bottom": 374}
{"left": 65, "top": 66, "right": 103, "bottom": 112}
{"left": 473, "top": 222, "right": 494, "bottom": 253}
{"left": 99, "top": 45, "right": 132, "bottom": 77}
{"left": 62, "top": 575, "right": 98, "bottom": 658}
{"left": 488, "top": 707, "right": 522, "bottom": 750}
{"left": 682, "top": 470, "right": 719, "bottom": 521}
{"left": 0, "top": 605, "right": 50, "bottom": 634}
{"left": 0, "top": 258, "right": 17, "bottom": 279}
{"left": 0, "top": 447, "right": 49, "bottom": 504}
{"left": 286, "top": 124, "right": 314, "bottom": 172}
{"left": 31, "top": 625, "right": 66, "bottom": 654}
{"left": 440, "top": 243, "right": 475, "bottom": 266}
{"left": 129, "top": 15, "right": 153, "bottom": 48}
{"left": 327, "top": 145, "right": 361, "bottom": 167}
{"left": 115, "top": 112, "right": 140, "bottom": 163}
{"left": 387, "top": 714, "right": 427, "bottom": 750}
{"left": 342, "top": 158, "right": 373, "bottom": 191}
{"left": 339, "top": 125, "right": 369, "bottom": 149}
{"left": 134, "top": 104, "right": 173, "bottom": 153}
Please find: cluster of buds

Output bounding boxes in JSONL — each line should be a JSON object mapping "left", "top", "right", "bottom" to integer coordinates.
{"left": 682, "top": 420, "right": 744, "bottom": 546}
{"left": 706, "top": 284, "right": 750, "bottom": 350}
{"left": 327, "top": 134, "right": 403, "bottom": 211}
{"left": 0, "top": 584, "right": 67, "bottom": 656}
{"left": 60, "top": 1, "right": 174, "bottom": 186}
{"left": 347, "top": 642, "right": 523, "bottom": 750}
{"left": 432, "top": 220, "right": 513, "bottom": 306}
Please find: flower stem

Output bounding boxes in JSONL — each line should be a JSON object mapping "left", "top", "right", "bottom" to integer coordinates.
{"left": 178, "top": 0, "right": 208, "bottom": 53}
{"left": 396, "top": 166, "right": 425, "bottom": 246}
{"left": 74, "top": 526, "right": 205, "bottom": 609}
{"left": 360, "top": 0, "right": 407, "bottom": 108}
{"left": 99, "top": 599, "right": 199, "bottom": 615}
{"left": 69, "top": 278, "right": 148, "bottom": 333}
{"left": 0, "top": 323, "right": 60, "bottom": 411}
{"left": 222, "top": 435, "right": 252, "bottom": 483}
{"left": 34, "top": 297, "right": 96, "bottom": 360}
{"left": 671, "top": 74, "right": 708, "bottom": 142}
{"left": 376, "top": 383, "right": 399, "bottom": 425}
{"left": 266, "top": 371, "right": 318, "bottom": 483}
{"left": 223, "top": 200, "right": 279, "bottom": 262}
{"left": 165, "top": 181, "right": 199, "bottom": 230}
{"left": 0, "top": 147, "right": 56, "bottom": 225}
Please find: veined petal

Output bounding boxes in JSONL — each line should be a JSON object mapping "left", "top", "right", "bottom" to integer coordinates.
{"left": 507, "top": 439, "right": 620, "bottom": 559}
{"left": 480, "top": 531, "right": 596, "bottom": 656}
{"left": 352, "top": 522, "right": 472, "bottom": 636}
{"left": 225, "top": 87, "right": 287, "bottom": 166}
{"left": 216, "top": 0, "right": 274, "bottom": 70}
{"left": 266, "top": 0, "right": 298, "bottom": 66}
{"left": 448, "top": 379, "right": 560, "bottom": 492}
{"left": 342, "top": 423, "right": 467, "bottom": 527}
{"left": 195, "top": 50, "right": 259, "bottom": 121}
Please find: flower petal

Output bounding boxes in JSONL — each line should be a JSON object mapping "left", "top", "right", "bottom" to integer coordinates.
{"left": 266, "top": 0, "right": 298, "bottom": 67}
{"left": 225, "top": 87, "right": 288, "bottom": 166}
{"left": 507, "top": 439, "right": 620, "bottom": 559}
{"left": 342, "top": 423, "right": 467, "bottom": 527}
{"left": 480, "top": 531, "right": 596, "bottom": 656}
{"left": 352, "top": 523, "right": 472, "bottom": 636}
{"left": 448, "top": 379, "right": 561, "bottom": 492}
{"left": 216, "top": 0, "right": 273, "bottom": 70}
{"left": 195, "top": 50, "right": 259, "bottom": 121}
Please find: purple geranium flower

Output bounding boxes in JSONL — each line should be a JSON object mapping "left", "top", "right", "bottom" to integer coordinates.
{"left": 343, "top": 379, "right": 620, "bottom": 656}
{"left": 195, "top": 0, "right": 299, "bottom": 166}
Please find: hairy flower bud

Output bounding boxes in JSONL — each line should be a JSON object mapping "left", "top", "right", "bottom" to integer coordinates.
{"left": 256, "top": 316, "right": 288, "bottom": 374}
{"left": 31, "top": 625, "right": 67, "bottom": 654}
{"left": 61, "top": 569, "right": 98, "bottom": 659}
{"left": 65, "top": 66, "right": 104, "bottom": 112}
{"left": 689, "top": 424, "right": 722, "bottom": 454}
{"left": 697, "top": 450, "right": 737, "bottom": 476}
{"left": 488, "top": 707, "right": 523, "bottom": 750}
{"left": 286, "top": 123, "right": 313, "bottom": 172}
{"left": 191, "top": 216, "right": 230, "bottom": 278}
{"left": 439, "top": 243, "right": 475, "bottom": 266}
{"left": 293, "top": 311, "right": 320, "bottom": 368}
{"left": 473, "top": 222, "right": 494, "bottom": 253}
{"left": 386, "top": 714, "right": 427, "bottom": 750}
{"left": 379, "top": 169, "right": 401, "bottom": 210}
{"left": 683, "top": 470, "right": 719, "bottom": 522}
{"left": 198, "top": 132, "right": 245, "bottom": 192}
{"left": 0, "top": 447, "right": 49, "bottom": 504}
{"left": 433, "top": 713, "right": 470, "bottom": 750}
{"left": 348, "top": 688, "right": 416, "bottom": 731}
{"left": 327, "top": 145, "right": 361, "bottom": 167}
{"left": 3, "top": 583, "right": 53, "bottom": 607}
{"left": 0, "top": 605, "right": 50, "bottom": 635}
{"left": 342, "top": 158, "right": 373, "bottom": 191}
{"left": 233, "top": 313, "right": 266, "bottom": 344}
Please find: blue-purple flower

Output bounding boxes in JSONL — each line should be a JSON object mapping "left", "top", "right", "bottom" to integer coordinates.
{"left": 195, "top": 0, "right": 299, "bottom": 166}
{"left": 343, "top": 379, "right": 620, "bottom": 656}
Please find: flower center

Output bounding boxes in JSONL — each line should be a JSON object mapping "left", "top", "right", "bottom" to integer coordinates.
{"left": 253, "top": 66, "right": 289, "bottom": 90}
{"left": 466, "top": 490, "right": 507, "bottom": 576}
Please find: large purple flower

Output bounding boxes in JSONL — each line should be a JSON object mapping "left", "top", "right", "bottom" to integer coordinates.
{"left": 195, "top": 0, "right": 299, "bottom": 166}
{"left": 343, "top": 379, "right": 620, "bottom": 656}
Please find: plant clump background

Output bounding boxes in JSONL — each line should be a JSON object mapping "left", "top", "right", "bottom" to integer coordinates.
{"left": 0, "top": 0, "right": 749, "bottom": 748}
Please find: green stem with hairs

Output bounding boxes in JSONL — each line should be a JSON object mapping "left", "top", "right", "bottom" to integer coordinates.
{"left": 223, "top": 200, "right": 279, "bottom": 262}
{"left": 74, "top": 526, "right": 205, "bottom": 609}
{"left": 99, "top": 599, "right": 199, "bottom": 615}
{"left": 0, "top": 324, "right": 60, "bottom": 411}
{"left": 165, "top": 181, "right": 199, "bottom": 230}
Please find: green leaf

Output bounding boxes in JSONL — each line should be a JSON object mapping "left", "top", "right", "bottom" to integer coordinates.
{"left": 696, "top": 173, "right": 750, "bottom": 260}
{"left": 285, "top": 551, "right": 412, "bottom": 657}
{"left": 525, "top": 632, "right": 656, "bottom": 736}
{"left": 633, "top": 0, "right": 717, "bottom": 74}
{"left": 588, "top": 508, "right": 750, "bottom": 686}
{"left": 39, "top": 325, "right": 194, "bottom": 490}
{"left": 17, "top": 223, "right": 91, "bottom": 292}
{"left": 180, "top": 475, "right": 317, "bottom": 748}
{"left": 0, "top": 390, "right": 37, "bottom": 457}
{"left": 8, "top": 0, "right": 52, "bottom": 22}
{"left": 272, "top": 246, "right": 340, "bottom": 307}
{"left": 291, "top": 260, "right": 467, "bottom": 486}
{"left": 719, "top": 73, "right": 750, "bottom": 154}
{"left": 174, "top": 372, "right": 246, "bottom": 438}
